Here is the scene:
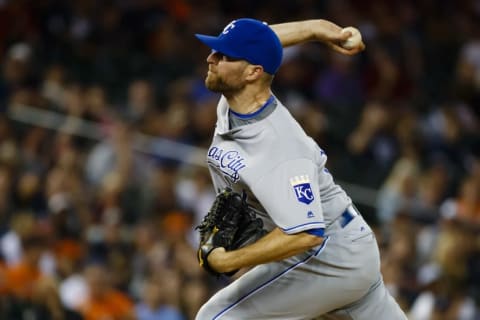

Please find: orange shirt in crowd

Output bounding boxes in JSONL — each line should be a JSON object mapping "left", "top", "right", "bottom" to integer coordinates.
{"left": 81, "top": 289, "right": 134, "bottom": 320}
{"left": 456, "top": 200, "right": 480, "bottom": 224}
{"left": 3, "top": 260, "right": 42, "bottom": 298}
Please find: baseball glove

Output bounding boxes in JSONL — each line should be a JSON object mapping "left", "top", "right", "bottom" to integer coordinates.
{"left": 196, "top": 188, "right": 267, "bottom": 276}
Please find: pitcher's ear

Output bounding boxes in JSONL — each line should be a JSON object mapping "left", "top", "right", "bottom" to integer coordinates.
{"left": 245, "top": 65, "right": 264, "bottom": 82}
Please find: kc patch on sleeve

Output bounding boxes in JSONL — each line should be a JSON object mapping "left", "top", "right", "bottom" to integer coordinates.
{"left": 290, "top": 175, "right": 314, "bottom": 205}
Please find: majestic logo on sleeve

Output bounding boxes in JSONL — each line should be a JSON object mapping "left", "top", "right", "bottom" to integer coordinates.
{"left": 290, "top": 175, "right": 314, "bottom": 205}
{"left": 207, "top": 146, "right": 246, "bottom": 183}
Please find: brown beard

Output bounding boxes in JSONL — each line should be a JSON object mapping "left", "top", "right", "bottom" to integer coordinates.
{"left": 205, "top": 73, "right": 245, "bottom": 94}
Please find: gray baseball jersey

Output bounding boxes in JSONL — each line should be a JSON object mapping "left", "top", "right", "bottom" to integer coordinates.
{"left": 197, "top": 95, "right": 407, "bottom": 320}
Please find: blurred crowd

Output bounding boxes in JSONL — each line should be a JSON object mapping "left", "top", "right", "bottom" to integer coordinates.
{"left": 0, "top": 0, "right": 479, "bottom": 319}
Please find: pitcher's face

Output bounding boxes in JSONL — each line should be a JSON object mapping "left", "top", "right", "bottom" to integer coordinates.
{"left": 205, "top": 51, "right": 249, "bottom": 94}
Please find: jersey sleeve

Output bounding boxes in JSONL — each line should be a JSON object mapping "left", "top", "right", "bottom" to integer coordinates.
{"left": 251, "top": 158, "right": 325, "bottom": 234}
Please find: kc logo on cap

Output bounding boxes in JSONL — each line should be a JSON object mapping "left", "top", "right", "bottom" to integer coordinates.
{"left": 222, "top": 21, "right": 236, "bottom": 34}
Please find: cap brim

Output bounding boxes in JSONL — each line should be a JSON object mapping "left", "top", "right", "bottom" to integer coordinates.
{"left": 195, "top": 34, "right": 242, "bottom": 60}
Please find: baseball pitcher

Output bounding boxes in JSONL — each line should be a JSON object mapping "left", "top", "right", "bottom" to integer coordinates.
{"left": 194, "top": 18, "right": 408, "bottom": 320}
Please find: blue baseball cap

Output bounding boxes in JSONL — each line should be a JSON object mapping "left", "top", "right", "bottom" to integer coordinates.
{"left": 195, "top": 18, "right": 283, "bottom": 75}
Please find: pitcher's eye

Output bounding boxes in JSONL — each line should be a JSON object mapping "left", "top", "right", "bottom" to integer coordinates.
{"left": 222, "top": 55, "right": 241, "bottom": 62}
{"left": 216, "top": 52, "right": 241, "bottom": 62}
{"left": 210, "top": 51, "right": 241, "bottom": 62}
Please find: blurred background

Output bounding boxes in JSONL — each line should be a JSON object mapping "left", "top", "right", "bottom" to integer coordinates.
{"left": 0, "top": 0, "right": 479, "bottom": 319}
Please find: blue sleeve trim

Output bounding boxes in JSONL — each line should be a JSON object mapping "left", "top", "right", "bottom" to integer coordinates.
{"left": 305, "top": 228, "right": 324, "bottom": 237}
{"left": 282, "top": 221, "right": 325, "bottom": 232}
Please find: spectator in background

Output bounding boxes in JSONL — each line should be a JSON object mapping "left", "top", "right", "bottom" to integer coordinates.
{"left": 84, "top": 85, "right": 113, "bottom": 124}
{"left": 135, "top": 274, "right": 185, "bottom": 320}
{"left": 19, "top": 126, "right": 50, "bottom": 174}
{"left": 3, "top": 274, "right": 84, "bottom": 320}
{"left": 380, "top": 214, "right": 418, "bottom": 309}
{"left": 85, "top": 116, "right": 135, "bottom": 187}
{"left": 57, "top": 249, "right": 88, "bottom": 313}
{"left": 41, "top": 64, "right": 67, "bottom": 110}
{"left": 181, "top": 278, "right": 209, "bottom": 320}
{"left": 0, "top": 116, "right": 18, "bottom": 173}
{"left": 376, "top": 158, "right": 418, "bottom": 225}
{"left": 1, "top": 213, "right": 37, "bottom": 267}
{"left": 2, "top": 234, "right": 47, "bottom": 299}
{"left": 175, "top": 166, "right": 216, "bottom": 246}
{"left": 346, "top": 101, "right": 399, "bottom": 187}
{"left": 13, "top": 170, "right": 46, "bottom": 218}
{"left": 409, "top": 219, "right": 479, "bottom": 320}
{"left": 409, "top": 263, "right": 478, "bottom": 320}
{"left": 129, "top": 222, "right": 164, "bottom": 299}
{"left": 79, "top": 262, "right": 135, "bottom": 320}
{"left": 440, "top": 176, "right": 480, "bottom": 225}
{"left": 125, "top": 79, "right": 157, "bottom": 123}
{"left": 0, "top": 42, "right": 36, "bottom": 112}
{"left": 313, "top": 49, "right": 364, "bottom": 109}
{"left": 29, "top": 276, "right": 84, "bottom": 320}
{"left": 188, "top": 94, "right": 219, "bottom": 147}
{"left": 0, "top": 231, "right": 62, "bottom": 320}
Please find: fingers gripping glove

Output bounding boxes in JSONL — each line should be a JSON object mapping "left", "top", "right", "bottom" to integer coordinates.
{"left": 195, "top": 188, "right": 267, "bottom": 276}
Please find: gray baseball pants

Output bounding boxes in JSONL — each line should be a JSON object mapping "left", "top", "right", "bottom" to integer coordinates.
{"left": 196, "top": 213, "right": 407, "bottom": 320}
